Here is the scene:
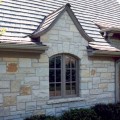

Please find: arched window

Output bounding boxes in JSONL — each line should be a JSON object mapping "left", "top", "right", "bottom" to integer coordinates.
{"left": 49, "top": 54, "right": 79, "bottom": 99}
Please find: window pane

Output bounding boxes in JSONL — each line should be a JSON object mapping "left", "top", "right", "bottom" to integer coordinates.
{"left": 50, "top": 84, "right": 55, "bottom": 96}
{"left": 56, "top": 83, "right": 61, "bottom": 96}
{"left": 65, "top": 56, "right": 70, "bottom": 68}
{"left": 49, "top": 70, "right": 55, "bottom": 82}
{"left": 66, "top": 83, "right": 71, "bottom": 95}
{"left": 72, "top": 70, "right": 76, "bottom": 81}
{"left": 71, "top": 58, "right": 76, "bottom": 68}
{"left": 56, "top": 70, "right": 61, "bottom": 82}
{"left": 49, "top": 58, "right": 55, "bottom": 68}
{"left": 72, "top": 83, "right": 76, "bottom": 94}
{"left": 66, "top": 70, "right": 70, "bottom": 82}
{"left": 56, "top": 56, "right": 61, "bottom": 68}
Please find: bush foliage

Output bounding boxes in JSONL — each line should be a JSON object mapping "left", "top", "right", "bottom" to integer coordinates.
{"left": 25, "top": 103, "right": 120, "bottom": 120}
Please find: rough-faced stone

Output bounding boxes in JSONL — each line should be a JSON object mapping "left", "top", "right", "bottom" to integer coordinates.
{"left": 20, "top": 86, "right": 31, "bottom": 95}
{"left": 4, "top": 96, "right": 16, "bottom": 107}
{"left": 7, "top": 63, "right": 18, "bottom": 72}
{"left": 11, "top": 80, "right": 21, "bottom": 92}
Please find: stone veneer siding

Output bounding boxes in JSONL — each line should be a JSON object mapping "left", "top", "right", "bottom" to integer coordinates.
{"left": 109, "top": 38, "right": 120, "bottom": 49}
{"left": 0, "top": 11, "right": 115, "bottom": 120}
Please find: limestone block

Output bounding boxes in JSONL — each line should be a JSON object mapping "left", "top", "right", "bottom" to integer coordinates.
{"left": 10, "top": 110, "right": 25, "bottom": 116}
{"left": 70, "top": 25, "right": 78, "bottom": 32}
{"left": 39, "top": 54, "right": 48, "bottom": 63}
{"left": 0, "top": 65, "right": 6, "bottom": 73}
{"left": 49, "top": 35, "right": 59, "bottom": 40}
{"left": 17, "top": 102, "right": 25, "bottom": 110}
{"left": 19, "top": 58, "right": 31, "bottom": 67}
{"left": 11, "top": 80, "right": 21, "bottom": 92}
{"left": 81, "top": 83, "right": 88, "bottom": 89}
{"left": 101, "top": 73, "right": 112, "bottom": 79}
{"left": 17, "top": 95, "right": 31, "bottom": 103}
{"left": 10, "top": 106, "right": 16, "bottom": 112}
{"left": 32, "top": 89, "right": 49, "bottom": 101}
{"left": 4, "top": 115, "right": 21, "bottom": 120}
{"left": 41, "top": 34, "right": 48, "bottom": 42}
{"left": 90, "top": 89, "right": 103, "bottom": 95}
{"left": 3, "top": 58, "right": 18, "bottom": 62}
{"left": 25, "top": 77, "right": 39, "bottom": 86}
{"left": 93, "top": 77, "right": 100, "bottom": 84}
{"left": 0, "top": 94, "right": 3, "bottom": 103}
{"left": 97, "top": 68, "right": 108, "bottom": 72}
{"left": 108, "top": 83, "right": 115, "bottom": 92}
{"left": 99, "top": 83, "right": 108, "bottom": 89}
{"left": 90, "top": 69, "right": 96, "bottom": 76}
{"left": 40, "top": 81, "right": 49, "bottom": 89}
{"left": 107, "top": 66, "right": 115, "bottom": 72}
{"left": 81, "top": 90, "right": 89, "bottom": 95}
{"left": 4, "top": 107, "right": 10, "bottom": 116}
{"left": 7, "top": 63, "right": 18, "bottom": 73}
{"left": 48, "top": 29, "right": 59, "bottom": 35}
{"left": 88, "top": 82, "right": 92, "bottom": 89}
{"left": 58, "top": 43, "right": 63, "bottom": 53}
{"left": 55, "top": 19, "right": 66, "bottom": 27}
{"left": 20, "top": 86, "right": 31, "bottom": 95}
{"left": 18, "top": 68, "right": 35, "bottom": 74}
{"left": 26, "top": 102, "right": 36, "bottom": 110}
{"left": 0, "top": 81, "right": 10, "bottom": 89}
{"left": 4, "top": 96, "right": 16, "bottom": 107}
{"left": 81, "top": 70, "right": 90, "bottom": 78}
{"left": 0, "top": 107, "right": 4, "bottom": 116}
{"left": 46, "top": 108, "right": 55, "bottom": 116}
{"left": 33, "top": 110, "right": 45, "bottom": 115}
{"left": 36, "top": 68, "right": 49, "bottom": 77}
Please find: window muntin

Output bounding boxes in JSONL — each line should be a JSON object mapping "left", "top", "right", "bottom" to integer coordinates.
{"left": 49, "top": 54, "right": 78, "bottom": 98}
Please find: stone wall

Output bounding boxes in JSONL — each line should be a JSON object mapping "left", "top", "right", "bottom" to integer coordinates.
{"left": 109, "top": 38, "right": 120, "bottom": 49}
{"left": 0, "top": 11, "right": 115, "bottom": 119}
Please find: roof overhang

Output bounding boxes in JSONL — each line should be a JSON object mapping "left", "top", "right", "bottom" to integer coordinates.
{"left": 101, "top": 27, "right": 120, "bottom": 33}
{"left": 0, "top": 36, "right": 48, "bottom": 54}
{"left": 0, "top": 43, "right": 48, "bottom": 53}
{"left": 88, "top": 49, "right": 120, "bottom": 57}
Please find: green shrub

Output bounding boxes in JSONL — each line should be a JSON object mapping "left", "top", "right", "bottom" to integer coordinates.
{"left": 92, "top": 103, "right": 120, "bottom": 120}
{"left": 24, "top": 115, "right": 57, "bottom": 120}
{"left": 59, "top": 109, "right": 100, "bottom": 120}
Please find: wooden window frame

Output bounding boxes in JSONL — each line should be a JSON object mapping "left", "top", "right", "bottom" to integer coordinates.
{"left": 49, "top": 54, "right": 79, "bottom": 99}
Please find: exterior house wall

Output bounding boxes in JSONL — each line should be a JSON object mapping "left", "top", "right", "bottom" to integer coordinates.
{"left": 109, "top": 38, "right": 120, "bottom": 49}
{"left": 0, "top": 11, "right": 115, "bottom": 120}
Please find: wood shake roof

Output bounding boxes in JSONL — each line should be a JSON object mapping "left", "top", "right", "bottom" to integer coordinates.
{"left": 0, "top": 0, "right": 120, "bottom": 55}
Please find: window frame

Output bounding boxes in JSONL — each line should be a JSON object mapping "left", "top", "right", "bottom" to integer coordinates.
{"left": 49, "top": 54, "right": 79, "bottom": 99}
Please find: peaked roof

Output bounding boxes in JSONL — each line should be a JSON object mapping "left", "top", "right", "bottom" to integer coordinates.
{"left": 0, "top": 0, "right": 120, "bottom": 55}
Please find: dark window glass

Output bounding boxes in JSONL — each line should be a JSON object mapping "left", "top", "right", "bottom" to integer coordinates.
{"left": 49, "top": 70, "right": 55, "bottom": 82}
{"left": 71, "top": 58, "right": 76, "bottom": 68}
{"left": 56, "top": 70, "right": 61, "bottom": 82}
{"left": 49, "top": 58, "right": 55, "bottom": 68}
{"left": 72, "top": 83, "right": 76, "bottom": 94}
{"left": 66, "top": 83, "right": 71, "bottom": 95}
{"left": 65, "top": 56, "right": 70, "bottom": 68}
{"left": 56, "top": 83, "right": 61, "bottom": 96}
{"left": 56, "top": 56, "right": 61, "bottom": 68}
{"left": 50, "top": 84, "right": 55, "bottom": 97}
{"left": 72, "top": 70, "right": 76, "bottom": 81}
{"left": 66, "top": 70, "right": 70, "bottom": 82}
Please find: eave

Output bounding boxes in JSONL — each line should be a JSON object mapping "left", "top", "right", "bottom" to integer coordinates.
{"left": 88, "top": 49, "right": 120, "bottom": 57}
{"left": 0, "top": 43, "right": 48, "bottom": 54}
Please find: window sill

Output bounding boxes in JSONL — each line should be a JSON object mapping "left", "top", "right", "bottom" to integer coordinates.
{"left": 47, "top": 97, "right": 85, "bottom": 104}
